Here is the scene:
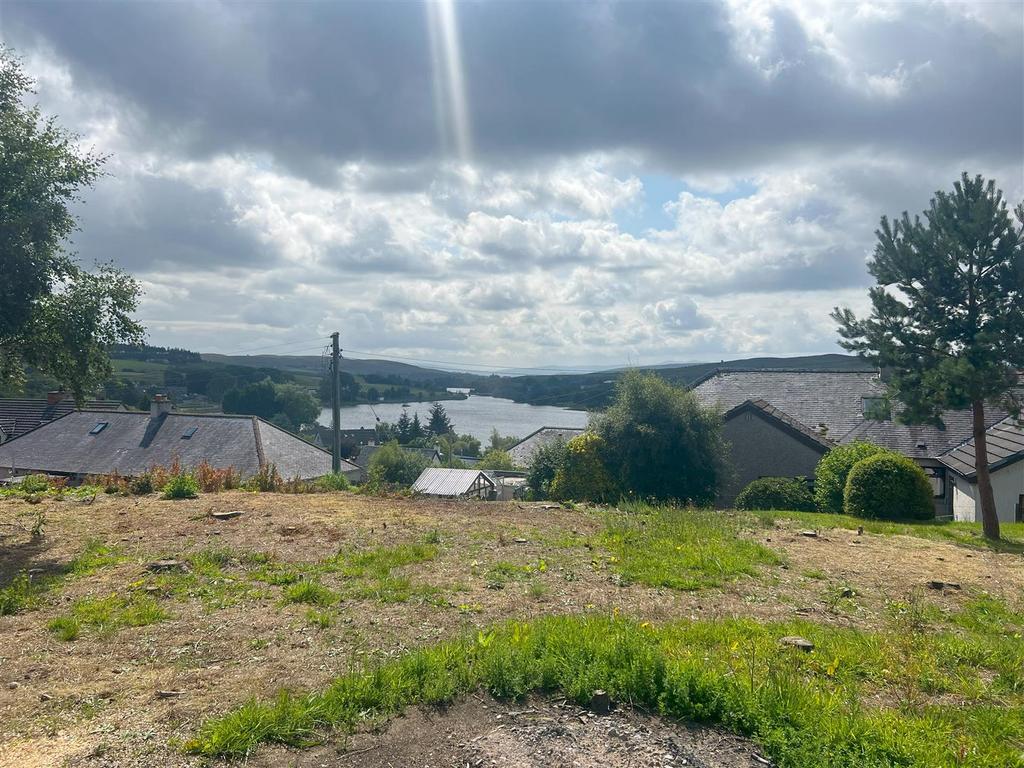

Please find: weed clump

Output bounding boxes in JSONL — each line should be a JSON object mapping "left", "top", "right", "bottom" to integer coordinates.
{"left": 162, "top": 473, "right": 200, "bottom": 500}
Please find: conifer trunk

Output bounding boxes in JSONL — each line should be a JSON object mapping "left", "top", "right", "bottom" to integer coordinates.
{"left": 972, "top": 399, "right": 1000, "bottom": 541}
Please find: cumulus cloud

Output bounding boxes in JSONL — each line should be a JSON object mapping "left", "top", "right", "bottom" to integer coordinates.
{"left": 1, "top": 0, "right": 1020, "bottom": 368}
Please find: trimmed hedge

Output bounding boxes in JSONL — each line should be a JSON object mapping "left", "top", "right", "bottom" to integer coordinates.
{"left": 844, "top": 453, "right": 934, "bottom": 521}
{"left": 734, "top": 477, "right": 815, "bottom": 512}
{"left": 814, "top": 442, "right": 889, "bottom": 513}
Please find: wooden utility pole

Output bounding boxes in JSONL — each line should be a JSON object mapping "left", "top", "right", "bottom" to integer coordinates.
{"left": 330, "top": 332, "right": 341, "bottom": 473}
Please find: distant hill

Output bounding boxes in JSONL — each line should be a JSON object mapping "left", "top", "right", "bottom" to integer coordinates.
{"left": 201, "top": 351, "right": 874, "bottom": 410}
{"left": 201, "top": 353, "right": 487, "bottom": 387}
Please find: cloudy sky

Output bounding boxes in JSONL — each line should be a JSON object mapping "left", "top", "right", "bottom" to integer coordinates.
{"left": 2, "top": 1, "right": 1022, "bottom": 371}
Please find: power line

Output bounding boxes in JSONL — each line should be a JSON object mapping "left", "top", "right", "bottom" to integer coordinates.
{"left": 209, "top": 336, "right": 331, "bottom": 357}
{"left": 342, "top": 347, "right": 612, "bottom": 375}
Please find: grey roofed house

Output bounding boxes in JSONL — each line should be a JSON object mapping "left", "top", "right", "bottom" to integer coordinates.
{"left": 838, "top": 407, "right": 1009, "bottom": 460}
{"left": 411, "top": 467, "right": 496, "bottom": 499}
{"left": 691, "top": 368, "right": 1009, "bottom": 515}
{"left": 0, "top": 399, "right": 360, "bottom": 481}
{"left": 940, "top": 416, "right": 1024, "bottom": 479}
{"left": 717, "top": 399, "right": 833, "bottom": 505}
{"left": 0, "top": 393, "right": 126, "bottom": 444}
{"left": 508, "top": 426, "right": 586, "bottom": 467}
{"left": 939, "top": 416, "right": 1024, "bottom": 523}
{"left": 691, "top": 369, "right": 884, "bottom": 439}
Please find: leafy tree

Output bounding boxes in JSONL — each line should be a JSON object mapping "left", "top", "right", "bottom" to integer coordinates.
{"left": 813, "top": 442, "right": 890, "bottom": 514}
{"left": 222, "top": 378, "right": 279, "bottom": 419}
{"left": 593, "top": 371, "right": 727, "bottom": 504}
{"left": 437, "top": 432, "right": 481, "bottom": 464}
{"left": 367, "top": 441, "right": 431, "bottom": 488}
{"left": 488, "top": 428, "right": 519, "bottom": 452}
{"left": 525, "top": 439, "right": 567, "bottom": 500}
{"left": 274, "top": 383, "right": 319, "bottom": 429}
{"left": 223, "top": 378, "right": 318, "bottom": 430}
{"left": 477, "top": 449, "right": 515, "bottom": 470}
{"left": 833, "top": 174, "right": 1024, "bottom": 540}
{"left": 0, "top": 47, "right": 143, "bottom": 401}
{"left": 428, "top": 402, "right": 454, "bottom": 435}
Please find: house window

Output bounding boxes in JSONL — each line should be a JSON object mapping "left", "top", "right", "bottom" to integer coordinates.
{"left": 862, "top": 397, "right": 891, "bottom": 421}
{"left": 181, "top": 426, "right": 198, "bottom": 439}
{"left": 924, "top": 467, "right": 945, "bottom": 498}
{"left": 89, "top": 422, "right": 108, "bottom": 435}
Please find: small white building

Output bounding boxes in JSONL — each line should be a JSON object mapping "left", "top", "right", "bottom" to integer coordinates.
{"left": 940, "top": 416, "right": 1024, "bottom": 524}
{"left": 411, "top": 467, "right": 497, "bottom": 500}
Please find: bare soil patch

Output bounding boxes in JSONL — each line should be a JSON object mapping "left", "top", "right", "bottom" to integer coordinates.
{"left": 1, "top": 491, "right": 1021, "bottom": 766}
{"left": 251, "top": 694, "right": 768, "bottom": 768}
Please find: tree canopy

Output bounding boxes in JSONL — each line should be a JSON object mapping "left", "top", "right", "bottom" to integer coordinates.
{"left": 833, "top": 173, "right": 1024, "bottom": 539}
{"left": 593, "top": 370, "right": 728, "bottom": 504}
{"left": 222, "top": 378, "right": 319, "bottom": 430}
{"left": 0, "top": 47, "right": 143, "bottom": 401}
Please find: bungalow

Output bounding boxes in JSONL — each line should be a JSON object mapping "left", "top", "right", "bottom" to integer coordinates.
{"left": 411, "top": 467, "right": 497, "bottom": 500}
{"left": 0, "top": 396, "right": 360, "bottom": 482}
{"left": 691, "top": 369, "right": 1009, "bottom": 515}
{"left": 0, "top": 392, "right": 126, "bottom": 444}
{"left": 940, "top": 416, "right": 1024, "bottom": 524}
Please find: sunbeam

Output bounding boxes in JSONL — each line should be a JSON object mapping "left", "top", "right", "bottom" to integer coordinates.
{"left": 426, "top": 0, "right": 472, "bottom": 164}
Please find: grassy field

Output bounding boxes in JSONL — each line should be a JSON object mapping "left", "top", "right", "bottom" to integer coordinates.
{"left": 0, "top": 492, "right": 1022, "bottom": 766}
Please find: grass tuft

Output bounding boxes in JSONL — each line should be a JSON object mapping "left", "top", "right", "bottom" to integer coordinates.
{"left": 283, "top": 581, "right": 339, "bottom": 606}
{"left": 187, "top": 610, "right": 1024, "bottom": 766}
{"left": 602, "top": 504, "right": 783, "bottom": 591}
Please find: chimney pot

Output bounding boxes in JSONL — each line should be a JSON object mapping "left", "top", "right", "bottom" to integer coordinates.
{"left": 150, "top": 394, "right": 172, "bottom": 418}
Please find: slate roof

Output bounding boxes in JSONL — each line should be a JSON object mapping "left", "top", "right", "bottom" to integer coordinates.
{"left": 0, "top": 397, "right": 125, "bottom": 442}
{"left": 411, "top": 467, "right": 495, "bottom": 497}
{"left": 0, "top": 410, "right": 357, "bottom": 480}
{"left": 691, "top": 370, "right": 884, "bottom": 439}
{"left": 725, "top": 399, "right": 834, "bottom": 451}
{"left": 939, "top": 416, "right": 1024, "bottom": 479}
{"left": 508, "top": 426, "right": 586, "bottom": 467}
{"left": 839, "top": 406, "right": 1008, "bottom": 459}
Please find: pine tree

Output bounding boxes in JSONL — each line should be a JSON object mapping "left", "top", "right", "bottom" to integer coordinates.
{"left": 410, "top": 412, "right": 424, "bottom": 440}
{"left": 396, "top": 409, "right": 412, "bottom": 443}
{"left": 833, "top": 173, "right": 1024, "bottom": 540}
{"left": 427, "top": 402, "right": 454, "bottom": 435}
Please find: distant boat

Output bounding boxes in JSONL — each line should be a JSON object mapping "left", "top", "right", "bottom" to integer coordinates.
{"left": 402, "top": 403, "right": 410, "bottom": 407}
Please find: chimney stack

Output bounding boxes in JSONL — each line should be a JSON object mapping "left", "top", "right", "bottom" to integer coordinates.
{"left": 150, "top": 394, "right": 172, "bottom": 418}
{"left": 46, "top": 391, "right": 66, "bottom": 406}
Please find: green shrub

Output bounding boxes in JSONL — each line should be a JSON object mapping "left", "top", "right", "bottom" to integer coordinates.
{"left": 525, "top": 439, "right": 568, "bottom": 500}
{"left": 245, "top": 463, "right": 283, "bottom": 492}
{"left": 18, "top": 474, "right": 50, "bottom": 494}
{"left": 368, "top": 442, "right": 431, "bottom": 488}
{"left": 550, "top": 433, "right": 618, "bottom": 503}
{"left": 844, "top": 453, "right": 934, "bottom": 521}
{"left": 814, "top": 441, "right": 890, "bottom": 513}
{"left": 129, "top": 472, "right": 155, "bottom": 495}
{"left": 477, "top": 449, "right": 515, "bottom": 471}
{"left": 314, "top": 472, "right": 350, "bottom": 492}
{"left": 735, "top": 477, "right": 815, "bottom": 511}
{"left": 162, "top": 473, "right": 200, "bottom": 500}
